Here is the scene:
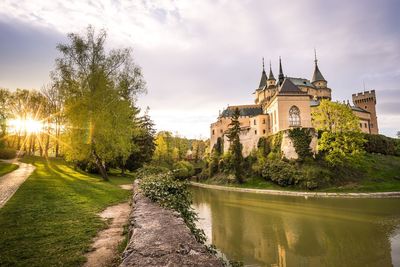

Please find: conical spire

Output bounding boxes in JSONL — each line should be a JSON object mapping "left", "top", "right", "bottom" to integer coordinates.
{"left": 311, "top": 49, "right": 326, "bottom": 83}
{"left": 267, "top": 60, "right": 275, "bottom": 80}
{"left": 278, "top": 57, "right": 284, "bottom": 85}
{"left": 258, "top": 57, "right": 268, "bottom": 88}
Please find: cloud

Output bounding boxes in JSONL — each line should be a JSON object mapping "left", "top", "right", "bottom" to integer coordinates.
{"left": 0, "top": 0, "right": 399, "bottom": 137}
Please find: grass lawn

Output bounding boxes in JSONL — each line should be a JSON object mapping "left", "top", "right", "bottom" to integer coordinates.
{"left": 0, "top": 156, "right": 133, "bottom": 267}
{"left": 0, "top": 162, "right": 19, "bottom": 177}
{"left": 202, "top": 154, "right": 400, "bottom": 193}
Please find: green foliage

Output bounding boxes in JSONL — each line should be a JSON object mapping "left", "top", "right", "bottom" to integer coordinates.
{"left": 139, "top": 171, "right": 207, "bottom": 244}
{"left": 288, "top": 128, "right": 312, "bottom": 160}
{"left": 173, "top": 160, "right": 195, "bottom": 179}
{"left": 226, "top": 108, "right": 244, "bottom": 183}
{"left": 0, "top": 148, "right": 17, "bottom": 159}
{"left": 123, "top": 109, "right": 157, "bottom": 171}
{"left": 266, "top": 131, "right": 283, "bottom": 156}
{"left": 319, "top": 131, "right": 366, "bottom": 167}
{"left": 312, "top": 99, "right": 360, "bottom": 133}
{"left": 54, "top": 26, "right": 145, "bottom": 180}
{"left": 363, "top": 133, "right": 399, "bottom": 156}
{"left": 261, "top": 160, "right": 300, "bottom": 187}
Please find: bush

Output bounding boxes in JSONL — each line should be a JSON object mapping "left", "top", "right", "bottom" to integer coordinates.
{"left": 261, "top": 160, "right": 300, "bottom": 187}
{"left": 363, "top": 134, "right": 399, "bottom": 156}
{"left": 139, "top": 171, "right": 207, "bottom": 244}
{"left": 135, "top": 165, "right": 170, "bottom": 180}
{"left": 0, "top": 148, "right": 17, "bottom": 159}
{"left": 173, "top": 160, "right": 195, "bottom": 179}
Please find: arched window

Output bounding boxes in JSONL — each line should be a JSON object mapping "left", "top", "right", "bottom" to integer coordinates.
{"left": 289, "top": 106, "right": 301, "bottom": 127}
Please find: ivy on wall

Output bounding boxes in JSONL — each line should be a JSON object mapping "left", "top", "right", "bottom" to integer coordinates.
{"left": 288, "top": 128, "right": 312, "bottom": 160}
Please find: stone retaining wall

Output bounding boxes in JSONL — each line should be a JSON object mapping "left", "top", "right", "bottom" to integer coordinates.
{"left": 191, "top": 182, "right": 400, "bottom": 198}
{"left": 120, "top": 182, "right": 223, "bottom": 267}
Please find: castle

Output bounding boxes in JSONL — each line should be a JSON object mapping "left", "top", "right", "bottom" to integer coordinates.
{"left": 210, "top": 53, "right": 379, "bottom": 156}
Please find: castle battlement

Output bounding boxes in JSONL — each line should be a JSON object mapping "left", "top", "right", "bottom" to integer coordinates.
{"left": 352, "top": 90, "right": 376, "bottom": 98}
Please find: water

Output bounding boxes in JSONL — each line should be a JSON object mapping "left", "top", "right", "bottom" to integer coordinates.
{"left": 191, "top": 186, "right": 400, "bottom": 267}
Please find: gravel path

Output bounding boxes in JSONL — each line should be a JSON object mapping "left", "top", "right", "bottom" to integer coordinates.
{"left": 0, "top": 159, "right": 36, "bottom": 208}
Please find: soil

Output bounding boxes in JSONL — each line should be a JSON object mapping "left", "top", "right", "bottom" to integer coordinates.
{"left": 84, "top": 202, "right": 131, "bottom": 267}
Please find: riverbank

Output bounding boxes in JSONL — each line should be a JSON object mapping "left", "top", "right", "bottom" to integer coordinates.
{"left": 191, "top": 182, "right": 400, "bottom": 198}
{"left": 120, "top": 181, "right": 223, "bottom": 266}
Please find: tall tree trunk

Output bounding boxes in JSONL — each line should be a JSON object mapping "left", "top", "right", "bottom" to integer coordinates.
{"left": 93, "top": 151, "right": 108, "bottom": 181}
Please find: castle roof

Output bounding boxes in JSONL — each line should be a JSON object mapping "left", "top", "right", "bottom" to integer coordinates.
{"left": 278, "top": 78, "right": 307, "bottom": 95}
{"left": 258, "top": 58, "right": 268, "bottom": 88}
{"left": 220, "top": 104, "right": 263, "bottom": 118}
{"left": 288, "top": 77, "right": 314, "bottom": 88}
{"left": 268, "top": 61, "right": 275, "bottom": 81}
{"left": 311, "top": 51, "right": 326, "bottom": 83}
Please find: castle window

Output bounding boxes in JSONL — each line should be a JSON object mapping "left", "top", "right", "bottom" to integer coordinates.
{"left": 262, "top": 119, "right": 266, "bottom": 124}
{"left": 254, "top": 119, "right": 256, "bottom": 125}
{"left": 365, "top": 106, "right": 367, "bottom": 109}
{"left": 365, "top": 123, "right": 367, "bottom": 128}
{"left": 289, "top": 106, "right": 301, "bottom": 127}
{"left": 371, "top": 123, "right": 373, "bottom": 128}
{"left": 220, "top": 129, "right": 223, "bottom": 133}
{"left": 263, "top": 129, "right": 266, "bottom": 134}
{"left": 255, "top": 130, "right": 257, "bottom": 135}
{"left": 212, "top": 130, "right": 215, "bottom": 135}
{"left": 360, "top": 123, "right": 362, "bottom": 128}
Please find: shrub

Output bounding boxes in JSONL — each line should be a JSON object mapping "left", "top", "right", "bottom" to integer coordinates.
{"left": 173, "top": 160, "right": 195, "bottom": 179}
{"left": 363, "top": 134, "right": 398, "bottom": 156}
{"left": 0, "top": 148, "right": 17, "bottom": 159}
{"left": 261, "top": 160, "right": 300, "bottom": 187}
{"left": 139, "top": 171, "right": 207, "bottom": 244}
{"left": 318, "top": 131, "right": 365, "bottom": 167}
{"left": 135, "top": 165, "right": 170, "bottom": 180}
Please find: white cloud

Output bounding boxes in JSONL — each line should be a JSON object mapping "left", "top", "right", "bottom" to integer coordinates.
{"left": 0, "top": 0, "right": 399, "bottom": 137}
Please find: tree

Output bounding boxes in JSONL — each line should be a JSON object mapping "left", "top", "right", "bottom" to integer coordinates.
{"left": 115, "top": 107, "right": 156, "bottom": 174}
{"left": 312, "top": 100, "right": 360, "bottom": 133}
{"left": 312, "top": 100, "right": 365, "bottom": 167}
{"left": 53, "top": 26, "right": 145, "bottom": 180}
{"left": 397, "top": 131, "right": 400, "bottom": 139}
{"left": 0, "top": 88, "right": 10, "bottom": 148}
{"left": 226, "top": 108, "right": 244, "bottom": 183}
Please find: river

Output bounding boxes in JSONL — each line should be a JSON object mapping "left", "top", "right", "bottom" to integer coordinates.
{"left": 191, "top": 186, "right": 400, "bottom": 267}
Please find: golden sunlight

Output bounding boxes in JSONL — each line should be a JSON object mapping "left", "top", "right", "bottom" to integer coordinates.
{"left": 7, "top": 117, "right": 44, "bottom": 134}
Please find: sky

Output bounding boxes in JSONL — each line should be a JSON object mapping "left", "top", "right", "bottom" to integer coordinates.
{"left": 0, "top": 0, "right": 399, "bottom": 138}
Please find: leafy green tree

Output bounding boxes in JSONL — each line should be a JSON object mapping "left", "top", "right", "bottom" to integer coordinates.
{"left": 312, "top": 99, "right": 360, "bottom": 133}
{"left": 54, "top": 26, "right": 145, "bottom": 180}
{"left": 0, "top": 88, "right": 10, "bottom": 148}
{"left": 226, "top": 108, "right": 244, "bottom": 183}
{"left": 313, "top": 100, "right": 365, "bottom": 167}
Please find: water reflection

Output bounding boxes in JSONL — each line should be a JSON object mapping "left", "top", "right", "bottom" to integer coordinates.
{"left": 191, "top": 187, "right": 400, "bottom": 267}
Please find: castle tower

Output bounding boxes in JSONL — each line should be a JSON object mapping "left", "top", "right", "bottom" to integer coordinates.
{"left": 352, "top": 90, "right": 379, "bottom": 134}
{"left": 258, "top": 58, "right": 268, "bottom": 89}
{"left": 311, "top": 49, "right": 327, "bottom": 88}
{"left": 267, "top": 60, "right": 276, "bottom": 88}
{"left": 278, "top": 57, "right": 284, "bottom": 86}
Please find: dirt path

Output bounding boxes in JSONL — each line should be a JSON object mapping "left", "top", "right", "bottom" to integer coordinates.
{"left": 0, "top": 159, "right": 35, "bottom": 208}
{"left": 84, "top": 185, "right": 132, "bottom": 267}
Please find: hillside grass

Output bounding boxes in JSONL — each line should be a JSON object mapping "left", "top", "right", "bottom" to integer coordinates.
{"left": 0, "top": 162, "right": 19, "bottom": 177}
{"left": 0, "top": 156, "right": 133, "bottom": 267}
{"left": 203, "top": 154, "right": 400, "bottom": 193}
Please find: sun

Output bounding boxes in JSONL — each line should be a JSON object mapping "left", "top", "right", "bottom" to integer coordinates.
{"left": 7, "top": 117, "right": 44, "bottom": 134}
